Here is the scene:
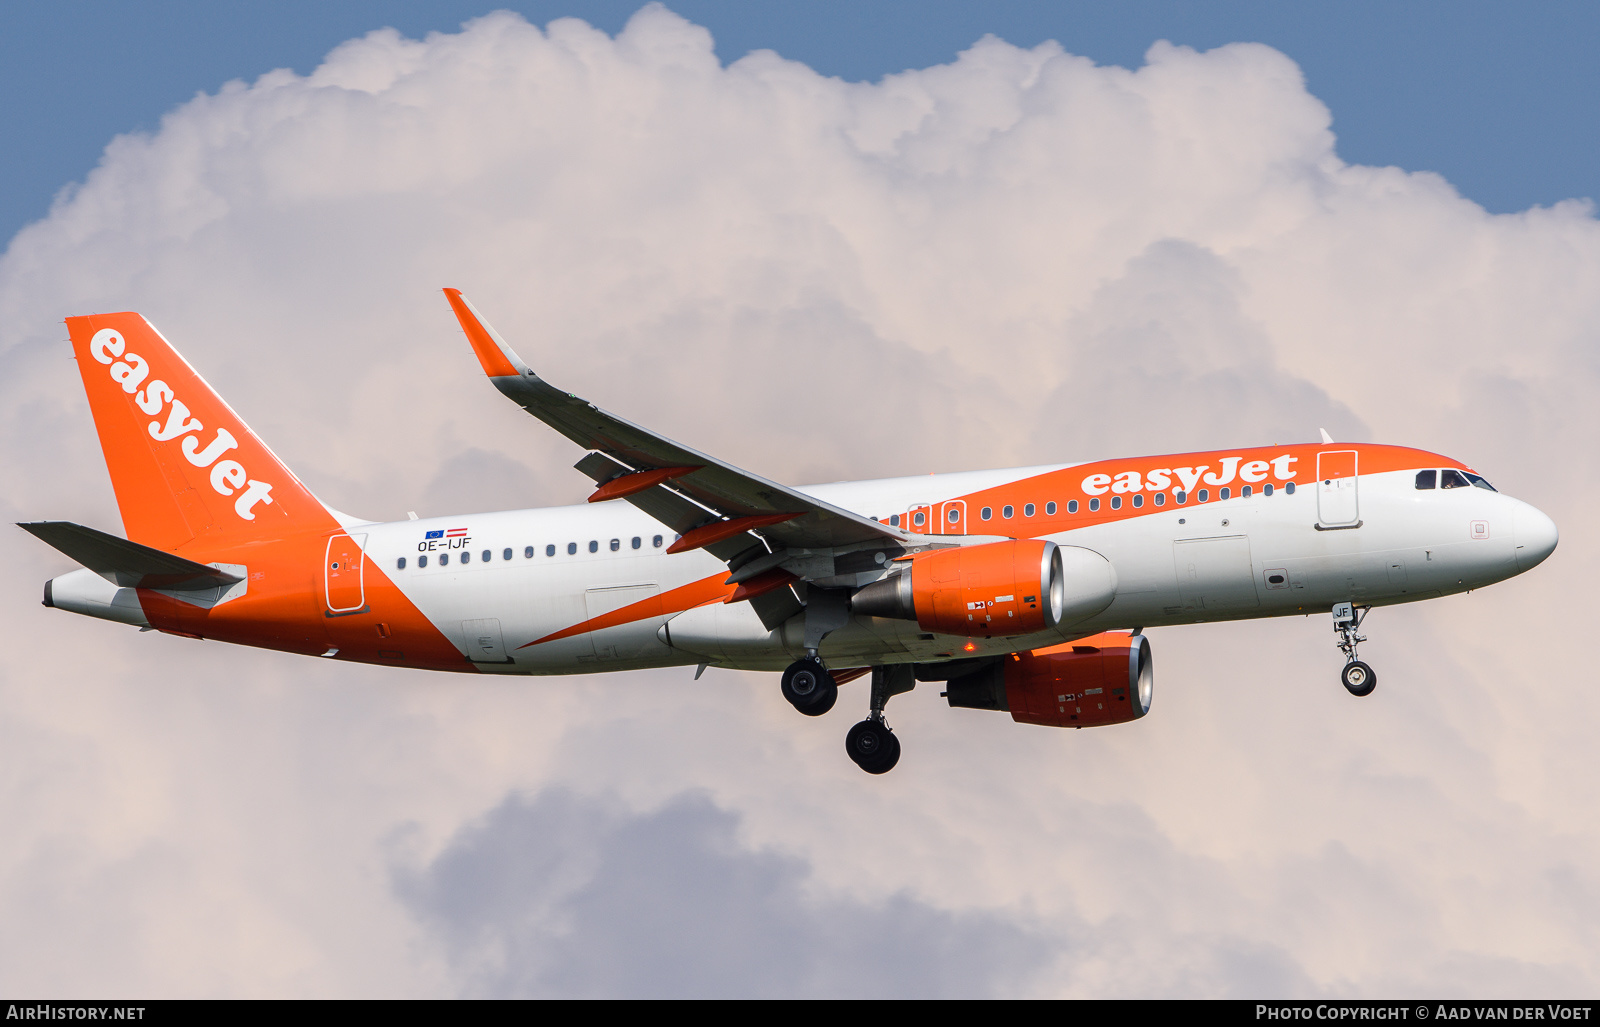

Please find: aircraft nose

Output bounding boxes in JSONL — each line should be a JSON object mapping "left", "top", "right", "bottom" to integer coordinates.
{"left": 1513, "top": 503, "right": 1558, "bottom": 572}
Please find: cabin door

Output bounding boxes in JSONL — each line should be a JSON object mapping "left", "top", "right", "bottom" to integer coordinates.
{"left": 1316, "top": 450, "right": 1360, "bottom": 528}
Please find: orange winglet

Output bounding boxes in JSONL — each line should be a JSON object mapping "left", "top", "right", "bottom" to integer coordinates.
{"left": 442, "top": 287, "right": 520, "bottom": 378}
{"left": 588, "top": 466, "right": 701, "bottom": 503}
{"left": 666, "top": 513, "right": 800, "bottom": 555}
{"left": 724, "top": 567, "right": 799, "bottom": 604}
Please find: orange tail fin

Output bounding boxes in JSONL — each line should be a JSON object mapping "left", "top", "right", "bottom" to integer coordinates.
{"left": 66, "top": 312, "right": 332, "bottom": 552}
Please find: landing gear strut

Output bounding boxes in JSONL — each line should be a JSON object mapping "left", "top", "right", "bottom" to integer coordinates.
{"left": 846, "top": 665, "right": 914, "bottom": 774}
{"left": 1333, "top": 602, "right": 1376, "bottom": 697}
{"left": 781, "top": 653, "right": 837, "bottom": 716}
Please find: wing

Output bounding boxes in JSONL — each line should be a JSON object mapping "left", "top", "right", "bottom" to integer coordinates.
{"left": 443, "top": 289, "right": 912, "bottom": 563}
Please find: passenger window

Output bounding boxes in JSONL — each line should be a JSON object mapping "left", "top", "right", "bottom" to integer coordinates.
{"left": 1197, "top": 489, "right": 1209, "bottom": 502}
{"left": 890, "top": 514, "right": 900, "bottom": 527}
{"left": 610, "top": 539, "right": 621, "bottom": 551}
{"left": 588, "top": 540, "right": 599, "bottom": 553}
{"left": 632, "top": 537, "right": 642, "bottom": 549}
{"left": 947, "top": 508, "right": 959, "bottom": 524}
{"left": 1002, "top": 505, "right": 1014, "bottom": 518}
{"left": 1045, "top": 502, "right": 1057, "bottom": 515}
{"left": 1132, "top": 494, "right": 1144, "bottom": 508}
{"left": 504, "top": 548, "right": 513, "bottom": 561}
{"left": 1441, "top": 469, "right": 1469, "bottom": 489}
{"left": 1089, "top": 498, "right": 1100, "bottom": 512}
{"left": 1110, "top": 496, "right": 1122, "bottom": 510}
{"left": 1464, "top": 472, "right": 1497, "bottom": 492}
{"left": 525, "top": 546, "right": 535, "bottom": 559}
{"left": 419, "top": 555, "right": 428, "bottom": 568}
{"left": 1241, "top": 485, "right": 1252, "bottom": 498}
{"left": 440, "top": 553, "right": 449, "bottom": 566}
{"left": 1153, "top": 492, "right": 1165, "bottom": 507}
{"left": 1024, "top": 503, "right": 1035, "bottom": 517}
{"left": 567, "top": 543, "right": 577, "bottom": 555}
{"left": 397, "top": 557, "right": 407, "bottom": 570}
{"left": 1415, "top": 470, "right": 1437, "bottom": 490}
{"left": 980, "top": 507, "right": 992, "bottom": 520}
{"left": 482, "top": 550, "right": 491, "bottom": 562}
{"left": 1067, "top": 500, "right": 1078, "bottom": 514}
{"left": 1219, "top": 487, "right": 1230, "bottom": 500}
{"left": 913, "top": 512, "right": 925, "bottom": 526}
{"left": 546, "top": 545, "right": 556, "bottom": 557}
{"left": 1285, "top": 482, "right": 1296, "bottom": 495}
{"left": 1264, "top": 483, "right": 1274, "bottom": 496}
{"left": 461, "top": 551, "right": 471, "bottom": 564}
{"left": 653, "top": 535, "right": 663, "bottom": 548}
{"left": 1175, "top": 490, "right": 1187, "bottom": 504}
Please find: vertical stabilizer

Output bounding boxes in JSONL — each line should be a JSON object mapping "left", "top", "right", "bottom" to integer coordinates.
{"left": 66, "top": 312, "right": 334, "bottom": 551}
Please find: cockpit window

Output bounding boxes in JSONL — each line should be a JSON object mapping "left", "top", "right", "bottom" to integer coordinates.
{"left": 1415, "top": 470, "right": 1437, "bottom": 490}
{"left": 1441, "top": 469, "right": 1470, "bottom": 489}
{"left": 1463, "top": 472, "right": 1497, "bottom": 492}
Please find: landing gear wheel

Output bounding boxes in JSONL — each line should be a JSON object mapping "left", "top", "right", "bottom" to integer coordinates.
{"left": 845, "top": 719, "right": 901, "bottom": 774}
{"left": 1341, "top": 660, "right": 1376, "bottom": 697}
{"left": 781, "top": 658, "right": 838, "bottom": 716}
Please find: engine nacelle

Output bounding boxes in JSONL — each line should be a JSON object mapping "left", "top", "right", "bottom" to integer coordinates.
{"left": 941, "top": 632, "right": 1153, "bottom": 729}
{"left": 851, "top": 539, "right": 1064, "bottom": 638}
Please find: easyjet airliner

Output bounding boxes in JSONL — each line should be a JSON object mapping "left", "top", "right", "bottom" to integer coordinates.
{"left": 23, "top": 291, "right": 1559, "bottom": 773}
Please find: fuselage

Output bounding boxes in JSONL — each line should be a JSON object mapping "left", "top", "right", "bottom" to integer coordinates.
{"left": 47, "top": 441, "right": 1559, "bottom": 675}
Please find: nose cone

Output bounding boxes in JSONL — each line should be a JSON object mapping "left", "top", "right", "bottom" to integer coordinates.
{"left": 1514, "top": 503, "right": 1559, "bottom": 572}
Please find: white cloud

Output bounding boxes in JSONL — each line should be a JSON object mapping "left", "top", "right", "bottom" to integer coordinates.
{"left": 1, "top": 3, "right": 1597, "bottom": 996}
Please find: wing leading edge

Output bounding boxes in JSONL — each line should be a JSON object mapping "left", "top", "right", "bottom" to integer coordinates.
{"left": 441, "top": 289, "right": 911, "bottom": 562}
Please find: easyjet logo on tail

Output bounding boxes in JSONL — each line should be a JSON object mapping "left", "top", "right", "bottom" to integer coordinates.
{"left": 88, "top": 328, "right": 275, "bottom": 521}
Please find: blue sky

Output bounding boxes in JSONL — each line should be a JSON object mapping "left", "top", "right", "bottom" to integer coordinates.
{"left": 3, "top": 0, "right": 1598, "bottom": 246}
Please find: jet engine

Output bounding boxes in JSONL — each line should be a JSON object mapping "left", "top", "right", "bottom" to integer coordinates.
{"left": 851, "top": 539, "right": 1064, "bottom": 638}
{"left": 939, "top": 632, "right": 1153, "bottom": 729}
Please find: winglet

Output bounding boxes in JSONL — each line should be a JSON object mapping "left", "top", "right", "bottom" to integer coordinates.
{"left": 443, "top": 288, "right": 531, "bottom": 379}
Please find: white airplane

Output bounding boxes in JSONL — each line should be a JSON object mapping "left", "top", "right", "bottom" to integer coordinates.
{"left": 24, "top": 291, "right": 1559, "bottom": 773}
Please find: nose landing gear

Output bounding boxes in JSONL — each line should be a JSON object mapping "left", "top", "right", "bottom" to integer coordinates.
{"left": 1333, "top": 602, "right": 1376, "bottom": 697}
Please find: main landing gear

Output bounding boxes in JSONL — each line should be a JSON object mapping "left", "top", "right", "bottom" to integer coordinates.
{"left": 1333, "top": 601, "right": 1377, "bottom": 697}
{"left": 780, "top": 654, "right": 837, "bottom": 716}
{"left": 846, "top": 665, "right": 915, "bottom": 775}
{"left": 777, "top": 656, "right": 915, "bottom": 774}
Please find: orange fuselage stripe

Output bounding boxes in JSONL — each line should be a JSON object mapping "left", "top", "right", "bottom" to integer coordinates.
{"left": 521, "top": 572, "right": 738, "bottom": 648}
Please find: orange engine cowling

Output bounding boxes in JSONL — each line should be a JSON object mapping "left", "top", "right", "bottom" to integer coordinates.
{"left": 851, "top": 539, "right": 1064, "bottom": 638}
{"left": 940, "top": 632, "right": 1154, "bottom": 729}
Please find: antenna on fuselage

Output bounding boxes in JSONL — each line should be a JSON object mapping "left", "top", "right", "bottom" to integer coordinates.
{"left": 1319, "top": 428, "right": 1335, "bottom": 444}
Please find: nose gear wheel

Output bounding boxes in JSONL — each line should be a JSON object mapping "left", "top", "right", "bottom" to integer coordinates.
{"left": 1332, "top": 602, "right": 1376, "bottom": 697}
{"left": 1341, "top": 660, "right": 1376, "bottom": 697}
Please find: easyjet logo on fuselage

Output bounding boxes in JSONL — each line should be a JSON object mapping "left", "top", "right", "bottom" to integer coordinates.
{"left": 1080, "top": 454, "right": 1300, "bottom": 496}
{"left": 88, "top": 328, "right": 275, "bottom": 521}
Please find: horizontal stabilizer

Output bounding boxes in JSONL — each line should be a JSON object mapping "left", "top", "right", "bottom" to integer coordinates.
{"left": 18, "top": 521, "right": 243, "bottom": 590}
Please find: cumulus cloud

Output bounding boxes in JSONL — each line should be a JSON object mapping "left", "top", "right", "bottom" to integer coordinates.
{"left": 1, "top": 3, "right": 1597, "bottom": 997}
